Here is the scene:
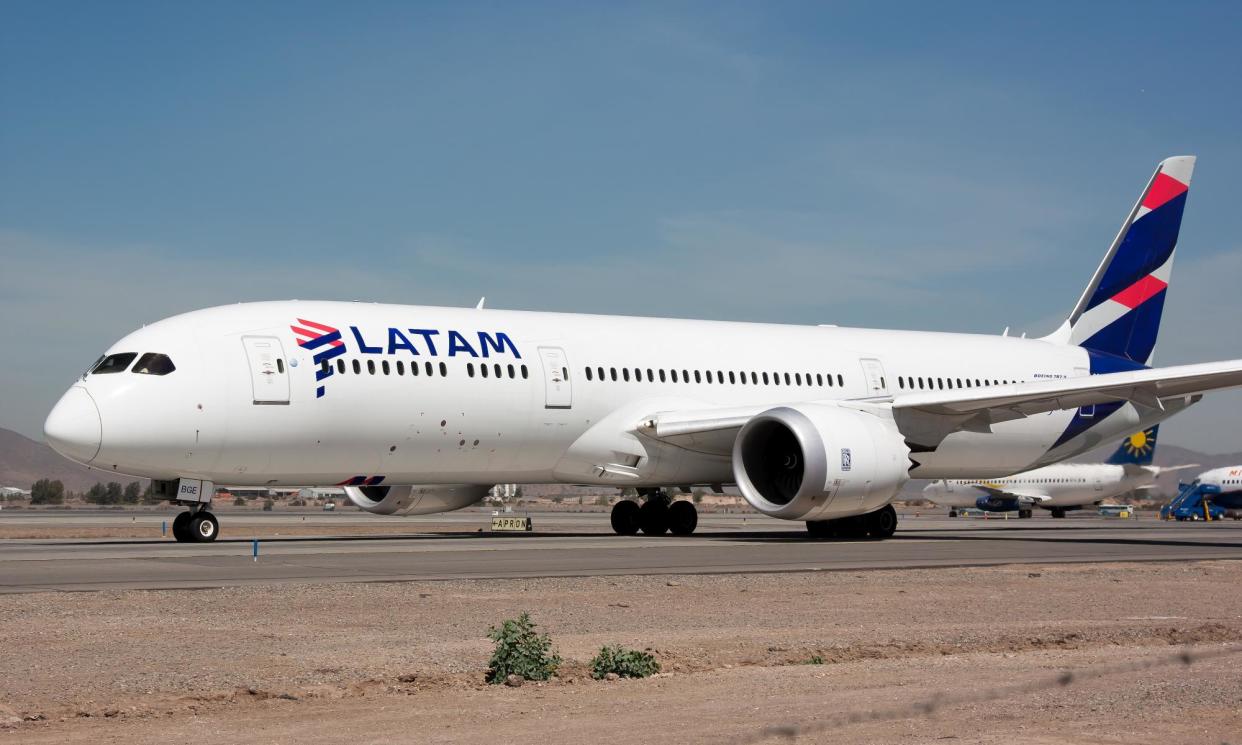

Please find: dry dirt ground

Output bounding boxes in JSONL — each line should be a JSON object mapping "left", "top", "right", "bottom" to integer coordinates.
{"left": 2, "top": 561, "right": 1240, "bottom": 744}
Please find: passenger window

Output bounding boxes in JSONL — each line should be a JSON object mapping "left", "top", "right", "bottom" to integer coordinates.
{"left": 632, "top": 368, "right": 639, "bottom": 381}
{"left": 367, "top": 360, "right": 376, "bottom": 375}
{"left": 694, "top": 370, "right": 701, "bottom": 383}
{"left": 321, "top": 360, "right": 329, "bottom": 374}
{"left": 659, "top": 369, "right": 667, "bottom": 383}
{"left": 623, "top": 368, "right": 631, "bottom": 382}
{"left": 276, "top": 358, "right": 286, "bottom": 374}
{"left": 817, "top": 373, "right": 824, "bottom": 386}
{"left": 837, "top": 374, "right": 844, "bottom": 387}
{"left": 647, "top": 368, "right": 655, "bottom": 382}
{"left": 586, "top": 367, "right": 593, "bottom": 381}
{"left": 353, "top": 360, "right": 362, "bottom": 374}
{"left": 337, "top": 359, "right": 345, "bottom": 374}
{"left": 468, "top": 363, "right": 475, "bottom": 378}
{"left": 795, "top": 373, "right": 803, "bottom": 386}
{"left": 508, "top": 364, "right": 515, "bottom": 379}
{"left": 397, "top": 361, "right": 405, "bottom": 375}
{"left": 133, "top": 353, "right": 176, "bottom": 376}
{"left": 671, "top": 369, "right": 679, "bottom": 383}
{"left": 481, "top": 364, "right": 489, "bottom": 378}
{"left": 425, "top": 361, "right": 433, "bottom": 376}
{"left": 521, "top": 364, "right": 529, "bottom": 379}
{"left": 750, "top": 372, "right": 758, "bottom": 385}
{"left": 411, "top": 361, "right": 420, "bottom": 376}
{"left": 382, "top": 360, "right": 390, "bottom": 375}
{"left": 706, "top": 370, "right": 713, "bottom": 384}
{"left": 439, "top": 362, "right": 447, "bottom": 377}
{"left": 762, "top": 372, "right": 770, "bottom": 385}
{"left": 728, "top": 371, "right": 736, "bottom": 384}
{"left": 610, "top": 368, "right": 618, "bottom": 382}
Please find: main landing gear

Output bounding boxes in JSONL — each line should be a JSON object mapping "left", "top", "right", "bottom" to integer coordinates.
{"left": 610, "top": 489, "right": 698, "bottom": 536}
{"left": 171, "top": 509, "right": 219, "bottom": 542}
{"left": 805, "top": 504, "right": 898, "bottom": 540}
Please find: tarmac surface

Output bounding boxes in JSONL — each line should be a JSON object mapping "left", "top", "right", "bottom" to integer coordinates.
{"left": 2, "top": 510, "right": 1240, "bottom": 593}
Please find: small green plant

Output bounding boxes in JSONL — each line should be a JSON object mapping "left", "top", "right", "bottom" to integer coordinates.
{"left": 589, "top": 645, "right": 660, "bottom": 680}
{"left": 806, "top": 655, "right": 825, "bottom": 665}
{"left": 486, "top": 612, "right": 561, "bottom": 684}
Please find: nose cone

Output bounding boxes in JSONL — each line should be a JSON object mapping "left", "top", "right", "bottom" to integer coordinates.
{"left": 45, "top": 387, "right": 102, "bottom": 464}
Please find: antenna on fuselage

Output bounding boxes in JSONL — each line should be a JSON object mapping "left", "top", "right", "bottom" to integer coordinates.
{"left": 475, "top": 297, "right": 486, "bottom": 309}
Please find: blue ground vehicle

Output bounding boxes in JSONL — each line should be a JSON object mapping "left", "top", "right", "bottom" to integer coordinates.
{"left": 1161, "top": 482, "right": 1229, "bottom": 521}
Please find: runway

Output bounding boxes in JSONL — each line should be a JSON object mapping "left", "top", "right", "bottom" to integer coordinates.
{"left": 1, "top": 511, "right": 1240, "bottom": 593}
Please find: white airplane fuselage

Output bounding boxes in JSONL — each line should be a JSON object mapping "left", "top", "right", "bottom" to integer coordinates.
{"left": 48, "top": 300, "right": 1186, "bottom": 490}
{"left": 923, "top": 463, "right": 1158, "bottom": 510}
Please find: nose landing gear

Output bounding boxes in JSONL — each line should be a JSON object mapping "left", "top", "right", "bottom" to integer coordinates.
{"left": 171, "top": 509, "right": 219, "bottom": 543}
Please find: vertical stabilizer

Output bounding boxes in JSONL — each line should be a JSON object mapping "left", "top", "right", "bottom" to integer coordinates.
{"left": 1045, "top": 156, "right": 1195, "bottom": 366}
{"left": 1105, "top": 427, "right": 1159, "bottom": 466}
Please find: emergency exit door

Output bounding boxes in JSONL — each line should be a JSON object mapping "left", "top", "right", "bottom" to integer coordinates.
{"left": 242, "top": 336, "right": 290, "bottom": 405}
{"left": 537, "top": 346, "right": 572, "bottom": 409}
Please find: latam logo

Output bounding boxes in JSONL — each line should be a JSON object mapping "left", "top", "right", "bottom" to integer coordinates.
{"left": 290, "top": 320, "right": 523, "bottom": 398}
{"left": 292, "top": 319, "right": 347, "bottom": 398}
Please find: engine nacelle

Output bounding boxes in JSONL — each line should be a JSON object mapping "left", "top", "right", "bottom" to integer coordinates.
{"left": 344, "top": 484, "right": 492, "bottom": 516}
{"left": 732, "top": 404, "right": 910, "bottom": 521}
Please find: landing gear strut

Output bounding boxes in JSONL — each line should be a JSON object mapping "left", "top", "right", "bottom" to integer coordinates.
{"left": 806, "top": 504, "right": 898, "bottom": 540}
{"left": 610, "top": 489, "right": 698, "bottom": 536}
{"left": 171, "top": 508, "right": 219, "bottom": 542}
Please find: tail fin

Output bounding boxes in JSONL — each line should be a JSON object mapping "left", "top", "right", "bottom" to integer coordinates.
{"left": 1046, "top": 156, "right": 1195, "bottom": 366}
{"left": 1106, "top": 426, "right": 1159, "bottom": 465}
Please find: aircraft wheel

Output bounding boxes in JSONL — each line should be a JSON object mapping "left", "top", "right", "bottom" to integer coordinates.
{"left": 610, "top": 500, "right": 641, "bottom": 536}
{"left": 1050, "top": 508, "right": 1066, "bottom": 519}
{"left": 948, "top": 510, "right": 958, "bottom": 518}
{"left": 638, "top": 499, "right": 669, "bottom": 535}
{"left": 806, "top": 520, "right": 832, "bottom": 539}
{"left": 171, "top": 511, "right": 193, "bottom": 542}
{"left": 839, "top": 515, "right": 868, "bottom": 539}
{"left": 1018, "top": 509, "right": 1033, "bottom": 519}
{"left": 191, "top": 512, "right": 219, "bottom": 542}
{"left": 667, "top": 500, "right": 698, "bottom": 536}
{"left": 867, "top": 505, "right": 898, "bottom": 539}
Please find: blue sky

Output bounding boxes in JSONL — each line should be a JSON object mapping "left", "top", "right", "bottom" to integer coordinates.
{"left": 2, "top": 1, "right": 1240, "bottom": 451}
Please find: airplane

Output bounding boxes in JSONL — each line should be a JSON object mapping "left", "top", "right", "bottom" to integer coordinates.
{"left": 922, "top": 426, "right": 1195, "bottom": 518}
{"left": 42, "top": 155, "right": 1242, "bottom": 543}
{"left": 1161, "top": 465, "right": 1242, "bottom": 520}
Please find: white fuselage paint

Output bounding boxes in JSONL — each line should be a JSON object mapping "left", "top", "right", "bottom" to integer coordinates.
{"left": 923, "top": 463, "right": 1158, "bottom": 510}
{"left": 56, "top": 301, "right": 1189, "bottom": 489}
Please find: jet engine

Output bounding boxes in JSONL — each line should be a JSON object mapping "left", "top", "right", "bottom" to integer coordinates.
{"left": 732, "top": 404, "right": 910, "bottom": 521}
{"left": 343, "top": 484, "right": 492, "bottom": 515}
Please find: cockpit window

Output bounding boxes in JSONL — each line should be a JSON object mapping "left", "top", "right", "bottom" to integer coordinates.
{"left": 133, "top": 353, "right": 176, "bottom": 376}
{"left": 92, "top": 352, "right": 137, "bottom": 375}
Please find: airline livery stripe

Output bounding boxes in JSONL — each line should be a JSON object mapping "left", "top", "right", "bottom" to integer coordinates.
{"left": 1110, "top": 274, "right": 1169, "bottom": 310}
{"left": 1141, "top": 172, "right": 1188, "bottom": 212}
{"left": 298, "top": 318, "right": 338, "bottom": 334}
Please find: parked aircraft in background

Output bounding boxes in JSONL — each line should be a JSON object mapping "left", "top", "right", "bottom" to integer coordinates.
{"left": 923, "top": 427, "right": 1195, "bottom": 517}
{"left": 43, "top": 155, "right": 1242, "bottom": 542}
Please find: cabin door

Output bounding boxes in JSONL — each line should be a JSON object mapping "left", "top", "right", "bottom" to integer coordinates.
{"left": 242, "top": 336, "right": 290, "bottom": 405}
{"left": 537, "top": 346, "right": 572, "bottom": 409}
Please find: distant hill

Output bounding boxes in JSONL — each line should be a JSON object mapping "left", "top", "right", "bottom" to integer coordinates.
{"left": 2, "top": 424, "right": 1239, "bottom": 499}
{"left": 0, "top": 427, "right": 135, "bottom": 493}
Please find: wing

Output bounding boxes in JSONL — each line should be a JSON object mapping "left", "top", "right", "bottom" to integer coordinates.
{"left": 893, "top": 358, "right": 1242, "bottom": 448}
{"left": 641, "top": 358, "right": 1242, "bottom": 454}
{"left": 971, "top": 483, "right": 1051, "bottom": 503}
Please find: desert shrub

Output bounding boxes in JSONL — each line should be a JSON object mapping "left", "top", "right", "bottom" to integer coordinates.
{"left": 806, "top": 655, "right": 824, "bottom": 665}
{"left": 590, "top": 645, "right": 660, "bottom": 679}
{"left": 486, "top": 612, "right": 560, "bottom": 684}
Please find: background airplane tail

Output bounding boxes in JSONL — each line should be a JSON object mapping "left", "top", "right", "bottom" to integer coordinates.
{"left": 1047, "top": 156, "right": 1195, "bottom": 367}
{"left": 1105, "top": 426, "right": 1159, "bottom": 466}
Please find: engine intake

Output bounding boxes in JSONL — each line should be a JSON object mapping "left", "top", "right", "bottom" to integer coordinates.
{"left": 344, "top": 484, "right": 492, "bottom": 515}
{"left": 733, "top": 404, "right": 909, "bottom": 521}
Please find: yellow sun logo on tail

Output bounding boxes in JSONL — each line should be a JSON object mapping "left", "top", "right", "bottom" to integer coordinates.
{"left": 1123, "top": 429, "right": 1156, "bottom": 457}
